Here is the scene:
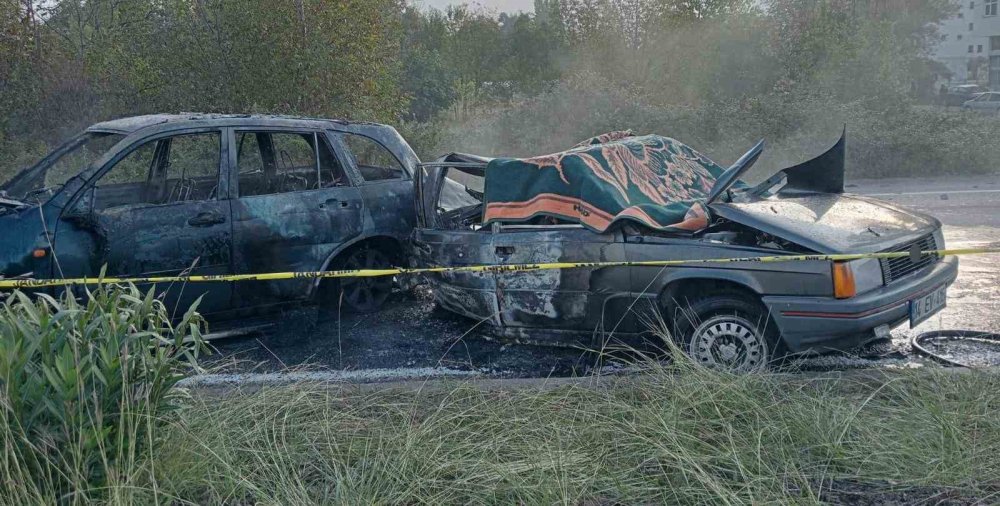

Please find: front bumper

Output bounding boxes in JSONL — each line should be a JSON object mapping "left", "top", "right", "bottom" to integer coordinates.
{"left": 763, "top": 256, "right": 959, "bottom": 354}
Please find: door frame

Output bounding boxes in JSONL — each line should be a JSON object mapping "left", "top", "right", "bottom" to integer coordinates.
{"left": 63, "top": 126, "right": 232, "bottom": 216}
{"left": 225, "top": 126, "right": 362, "bottom": 198}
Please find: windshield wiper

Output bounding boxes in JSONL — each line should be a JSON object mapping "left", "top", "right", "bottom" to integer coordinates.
{"left": 23, "top": 184, "right": 63, "bottom": 202}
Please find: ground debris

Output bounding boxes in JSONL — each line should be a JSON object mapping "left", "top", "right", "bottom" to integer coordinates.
{"left": 811, "top": 478, "right": 998, "bottom": 505}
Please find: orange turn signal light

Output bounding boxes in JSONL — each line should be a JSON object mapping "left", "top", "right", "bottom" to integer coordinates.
{"left": 832, "top": 262, "right": 856, "bottom": 299}
{"left": 32, "top": 248, "right": 47, "bottom": 259}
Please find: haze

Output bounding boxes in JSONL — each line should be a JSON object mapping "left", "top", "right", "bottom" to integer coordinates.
{"left": 417, "top": 0, "right": 535, "bottom": 12}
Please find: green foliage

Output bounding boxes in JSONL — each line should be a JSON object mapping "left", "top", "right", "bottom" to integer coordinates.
{"left": 427, "top": 72, "right": 1000, "bottom": 179}
{"left": 0, "top": 284, "right": 207, "bottom": 503}
{"left": 0, "top": 0, "right": 993, "bottom": 187}
{"left": 0, "top": 0, "right": 406, "bottom": 183}
{"left": 144, "top": 363, "right": 1000, "bottom": 503}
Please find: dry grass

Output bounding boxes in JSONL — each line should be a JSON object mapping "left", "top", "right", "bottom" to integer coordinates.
{"left": 140, "top": 359, "right": 1000, "bottom": 505}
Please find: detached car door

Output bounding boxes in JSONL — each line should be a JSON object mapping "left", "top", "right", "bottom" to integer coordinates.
{"left": 63, "top": 129, "right": 233, "bottom": 315}
{"left": 229, "top": 128, "right": 363, "bottom": 308}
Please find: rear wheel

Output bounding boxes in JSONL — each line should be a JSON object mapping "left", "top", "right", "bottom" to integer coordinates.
{"left": 318, "top": 244, "right": 394, "bottom": 317}
{"left": 671, "top": 293, "right": 780, "bottom": 372}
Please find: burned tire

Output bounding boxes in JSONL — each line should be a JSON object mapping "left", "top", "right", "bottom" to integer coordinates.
{"left": 671, "top": 293, "right": 781, "bottom": 372}
{"left": 317, "top": 244, "right": 394, "bottom": 319}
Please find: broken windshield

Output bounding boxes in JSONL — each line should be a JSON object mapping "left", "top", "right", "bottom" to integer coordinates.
{"left": 0, "top": 132, "right": 124, "bottom": 201}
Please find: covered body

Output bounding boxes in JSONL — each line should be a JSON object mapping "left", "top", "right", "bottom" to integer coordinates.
{"left": 483, "top": 132, "right": 728, "bottom": 233}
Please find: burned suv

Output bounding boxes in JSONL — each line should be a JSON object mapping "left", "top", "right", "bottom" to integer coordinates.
{"left": 414, "top": 131, "right": 958, "bottom": 371}
{"left": 0, "top": 114, "right": 417, "bottom": 318}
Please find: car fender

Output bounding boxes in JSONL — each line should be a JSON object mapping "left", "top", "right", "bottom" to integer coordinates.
{"left": 308, "top": 234, "right": 405, "bottom": 298}
{"left": 653, "top": 268, "right": 767, "bottom": 305}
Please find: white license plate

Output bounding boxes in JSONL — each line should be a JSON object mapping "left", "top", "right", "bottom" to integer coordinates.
{"left": 909, "top": 285, "right": 947, "bottom": 327}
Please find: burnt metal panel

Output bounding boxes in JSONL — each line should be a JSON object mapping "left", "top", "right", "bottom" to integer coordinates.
{"left": 414, "top": 228, "right": 501, "bottom": 326}
{"left": 492, "top": 227, "right": 628, "bottom": 332}
{"left": 230, "top": 187, "right": 364, "bottom": 306}
{"left": 90, "top": 199, "right": 234, "bottom": 314}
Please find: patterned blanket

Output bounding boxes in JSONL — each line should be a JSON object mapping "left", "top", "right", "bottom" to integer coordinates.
{"left": 483, "top": 131, "right": 731, "bottom": 233}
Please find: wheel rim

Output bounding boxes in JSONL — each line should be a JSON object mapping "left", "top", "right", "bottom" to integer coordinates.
{"left": 688, "top": 315, "right": 768, "bottom": 372}
{"left": 338, "top": 247, "right": 392, "bottom": 311}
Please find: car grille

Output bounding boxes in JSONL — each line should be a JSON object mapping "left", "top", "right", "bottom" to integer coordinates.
{"left": 879, "top": 233, "right": 939, "bottom": 284}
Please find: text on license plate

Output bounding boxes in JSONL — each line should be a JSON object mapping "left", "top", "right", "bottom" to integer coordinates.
{"left": 909, "top": 285, "right": 947, "bottom": 328}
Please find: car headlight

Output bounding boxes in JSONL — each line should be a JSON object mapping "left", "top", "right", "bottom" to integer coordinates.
{"left": 833, "top": 258, "right": 883, "bottom": 299}
{"left": 849, "top": 257, "right": 884, "bottom": 295}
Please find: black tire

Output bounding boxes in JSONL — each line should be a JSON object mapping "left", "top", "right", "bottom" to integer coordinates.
{"left": 670, "top": 292, "right": 782, "bottom": 372}
{"left": 317, "top": 244, "right": 394, "bottom": 319}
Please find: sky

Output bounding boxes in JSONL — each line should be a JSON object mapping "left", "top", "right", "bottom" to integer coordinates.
{"left": 417, "top": 0, "right": 535, "bottom": 13}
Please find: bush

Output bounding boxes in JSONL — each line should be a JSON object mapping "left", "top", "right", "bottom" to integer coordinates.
{"left": 0, "top": 285, "right": 207, "bottom": 503}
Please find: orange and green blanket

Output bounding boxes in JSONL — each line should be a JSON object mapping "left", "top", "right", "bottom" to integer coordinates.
{"left": 483, "top": 131, "right": 731, "bottom": 233}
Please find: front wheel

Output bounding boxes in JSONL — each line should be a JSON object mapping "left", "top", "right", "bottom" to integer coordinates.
{"left": 671, "top": 293, "right": 781, "bottom": 372}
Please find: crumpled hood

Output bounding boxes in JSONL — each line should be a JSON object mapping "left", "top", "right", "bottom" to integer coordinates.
{"left": 710, "top": 193, "right": 939, "bottom": 254}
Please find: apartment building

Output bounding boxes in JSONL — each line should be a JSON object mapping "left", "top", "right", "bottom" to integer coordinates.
{"left": 934, "top": 0, "right": 1000, "bottom": 88}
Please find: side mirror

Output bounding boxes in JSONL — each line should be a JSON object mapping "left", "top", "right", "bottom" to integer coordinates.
{"left": 61, "top": 188, "right": 95, "bottom": 227}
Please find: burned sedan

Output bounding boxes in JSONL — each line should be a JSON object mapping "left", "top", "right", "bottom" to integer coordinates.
{"left": 414, "top": 131, "right": 958, "bottom": 370}
{"left": 0, "top": 114, "right": 417, "bottom": 318}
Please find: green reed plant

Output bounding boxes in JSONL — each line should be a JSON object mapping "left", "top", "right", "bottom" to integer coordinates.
{"left": 0, "top": 284, "right": 207, "bottom": 503}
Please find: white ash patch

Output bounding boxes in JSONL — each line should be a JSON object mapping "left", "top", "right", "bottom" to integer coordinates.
{"left": 921, "top": 338, "right": 1000, "bottom": 368}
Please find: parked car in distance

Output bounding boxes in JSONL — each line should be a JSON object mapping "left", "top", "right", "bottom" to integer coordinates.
{"left": 0, "top": 114, "right": 418, "bottom": 319}
{"left": 945, "top": 84, "right": 985, "bottom": 106}
{"left": 962, "top": 91, "right": 1000, "bottom": 115}
{"left": 414, "top": 132, "right": 958, "bottom": 371}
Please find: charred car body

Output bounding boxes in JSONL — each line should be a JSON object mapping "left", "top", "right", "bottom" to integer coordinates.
{"left": 0, "top": 114, "right": 417, "bottom": 317}
{"left": 415, "top": 131, "right": 958, "bottom": 370}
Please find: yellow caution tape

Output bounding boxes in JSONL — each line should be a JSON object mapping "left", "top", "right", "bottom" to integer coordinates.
{"left": 1, "top": 247, "right": 997, "bottom": 289}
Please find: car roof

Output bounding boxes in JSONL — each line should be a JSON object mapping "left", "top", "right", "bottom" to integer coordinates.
{"left": 85, "top": 113, "right": 375, "bottom": 134}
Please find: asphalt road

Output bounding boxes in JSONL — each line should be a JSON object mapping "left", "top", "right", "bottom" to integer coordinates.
{"left": 207, "top": 175, "right": 1000, "bottom": 377}
{"left": 836, "top": 175, "right": 1000, "bottom": 368}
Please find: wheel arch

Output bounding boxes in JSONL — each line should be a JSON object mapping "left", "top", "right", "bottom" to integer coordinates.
{"left": 309, "top": 234, "right": 405, "bottom": 300}
{"left": 656, "top": 272, "right": 765, "bottom": 313}
{"left": 657, "top": 273, "right": 787, "bottom": 353}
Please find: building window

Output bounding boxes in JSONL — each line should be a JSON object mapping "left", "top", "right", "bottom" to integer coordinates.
{"left": 957, "top": 34, "right": 963, "bottom": 40}
{"left": 988, "top": 0, "right": 998, "bottom": 16}
{"left": 979, "top": 45, "right": 984, "bottom": 52}
{"left": 970, "top": 22, "right": 975, "bottom": 31}
{"left": 971, "top": 1, "right": 976, "bottom": 8}
{"left": 970, "top": 45, "right": 975, "bottom": 53}
{"left": 959, "top": 12, "right": 965, "bottom": 18}
{"left": 992, "top": 35, "right": 1000, "bottom": 51}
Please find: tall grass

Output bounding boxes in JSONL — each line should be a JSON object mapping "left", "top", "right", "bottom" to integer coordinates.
{"left": 0, "top": 285, "right": 207, "bottom": 504}
{"left": 1, "top": 286, "right": 997, "bottom": 504}
{"left": 151, "top": 359, "right": 1000, "bottom": 504}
